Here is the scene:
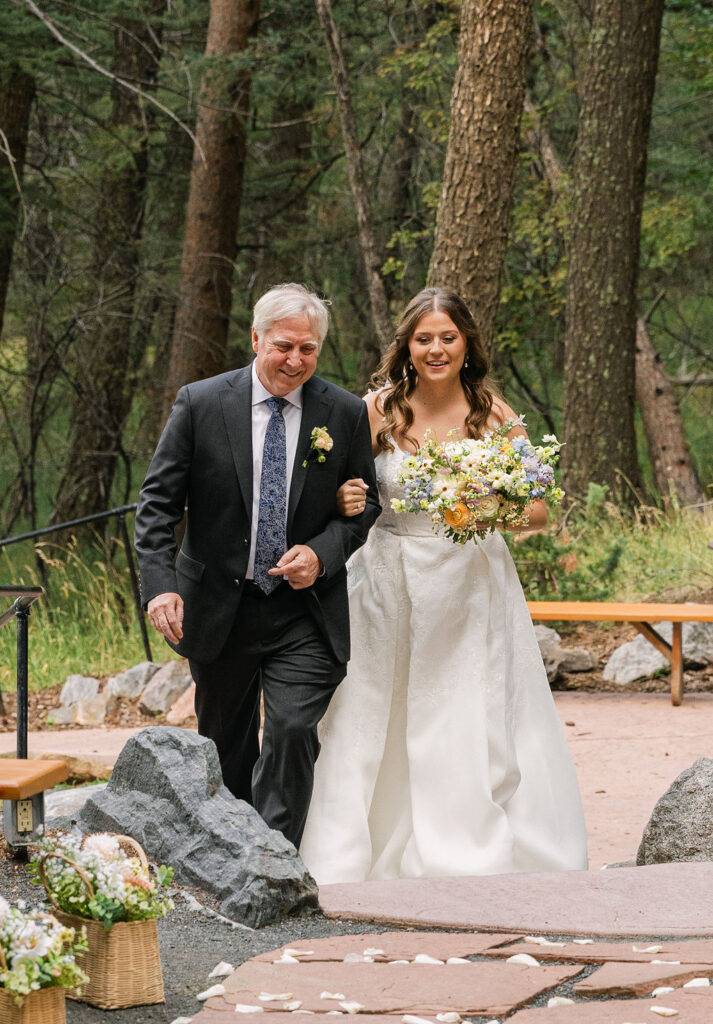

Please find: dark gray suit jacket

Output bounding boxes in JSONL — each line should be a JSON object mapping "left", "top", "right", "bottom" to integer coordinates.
{"left": 134, "top": 366, "right": 381, "bottom": 664}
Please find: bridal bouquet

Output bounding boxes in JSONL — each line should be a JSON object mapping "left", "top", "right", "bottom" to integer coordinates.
{"left": 0, "top": 897, "right": 88, "bottom": 1003}
{"left": 391, "top": 419, "right": 564, "bottom": 543}
{"left": 30, "top": 831, "right": 174, "bottom": 930}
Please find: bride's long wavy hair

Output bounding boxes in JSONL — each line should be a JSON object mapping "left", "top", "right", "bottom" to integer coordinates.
{"left": 371, "top": 287, "right": 497, "bottom": 453}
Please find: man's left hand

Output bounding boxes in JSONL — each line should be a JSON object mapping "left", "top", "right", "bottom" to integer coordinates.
{"left": 268, "top": 545, "right": 323, "bottom": 589}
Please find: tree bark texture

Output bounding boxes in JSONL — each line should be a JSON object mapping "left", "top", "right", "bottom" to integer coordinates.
{"left": 561, "top": 0, "right": 665, "bottom": 506}
{"left": 53, "top": 3, "right": 165, "bottom": 521}
{"left": 428, "top": 0, "right": 533, "bottom": 356}
{"left": 635, "top": 318, "right": 703, "bottom": 506}
{"left": 0, "top": 66, "right": 35, "bottom": 337}
{"left": 315, "top": 0, "right": 392, "bottom": 383}
{"left": 163, "top": 0, "right": 260, "bottom": 420}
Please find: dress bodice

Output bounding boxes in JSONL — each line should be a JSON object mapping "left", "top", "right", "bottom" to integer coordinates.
{"left": 374, "top": 444, "right": 436, "bottom": 537}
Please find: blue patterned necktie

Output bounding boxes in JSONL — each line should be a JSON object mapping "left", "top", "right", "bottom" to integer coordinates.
{"left": 253, "top": 396, "right": 288, "bottom": 594}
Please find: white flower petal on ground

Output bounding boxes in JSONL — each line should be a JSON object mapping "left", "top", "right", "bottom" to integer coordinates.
{"left": 273, "top": 954, "right": 300, "bottom": 964}
{"left": 284, "top": 1001, "right": 302, "bottom": 1011}
{"left": 402, "top": 1016, "right": 433, "bottom": 1024}
{"left": 169, "top": 1018, "right": 194, "bottom": 1024}
{"left": 389, "top": 960, "right": 410, "bottom": 965}
{"left": 436, "top": 1012, "right": 461, "bottom": 1022}
{"left": 259, "top": 992, "right": 293, "bottom": 1001}
{"left": 196, "top": 984, "right": 225, "bottom": 1001}
{"left": 363, "top": 947, "right": 384, "bottom": 956}
{"left": 506, "top": 953, "right": 540, "bottom": 967}
{"left": 683, "top": 978, "right": 710, "bottom": 987}
{"left": 573, "top": 939, "right": 594, "bottom": 945}
{"left": 547, "top": 997, "right": 574, "bottom": 1007}
{"left": 412, "top": 954, "right": 444, "bottom": 965}
{"left": 652, "top": 988, "right": 675, "bottom": 997}
{"left": 525, "top": 936, "right": 566, "bottom": 947}
{"left": 633, "top": 945, "right": 662, "bottom": 953}
{"left": 208, "top": 961, "right": 234, "bottom": 978}
{"left": 292, "top": 1011, "right": 315, "bottom": 1015}
{"left": 326, "top": 1013, "right": 344, "bottom": 1016}
{"left": 284, "top": 948, "right": 314, "bottom": 957}
{"left": 446, "top": 957, "right": 470, "bottom": 965}
{"left": 649, "top": 1008, "right": 679, "bottom": 1017}
{"left": 233, "top": 1006, "right": 265, "bottom": 1014}
{"left": 320, "top": 992, "right": 346, "bottom": 1000}
{"left": 339, "top": 1002, "right": 365, "bottom": 1014}
{"left": 343, "top": 953, "right": 373, "bottom": 963}
{"left": 651, "top": 960, "right": 681, "bottom": 965}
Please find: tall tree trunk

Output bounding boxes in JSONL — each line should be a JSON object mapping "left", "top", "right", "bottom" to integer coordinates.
{"left": 162, "top": 0, "right": 260, "bottom": 420}
{"left": 53, "top": 2, "right": 165, "bottom": 522}
{"left": 561, "top": 0, "right": 664, "bottom": 506}
{"left": 428, "top": 0, "right": 533, "bottom": 356}
{"left": 635, "top": 317, "right": 703, "bottom": 506}
{"left": 0, "top": 66, "right": 35, "bottom": 336}
{"left": 315, "top": 0, "right": 392, "bottom": 385}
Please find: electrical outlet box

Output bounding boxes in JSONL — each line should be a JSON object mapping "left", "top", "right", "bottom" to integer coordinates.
{"left": 16, "top": 799, "right": 34, "bottom": 833}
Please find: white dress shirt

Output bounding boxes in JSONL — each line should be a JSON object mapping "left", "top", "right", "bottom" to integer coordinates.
{"left": 246, "top": 360, "right": 303, "bottom": 579}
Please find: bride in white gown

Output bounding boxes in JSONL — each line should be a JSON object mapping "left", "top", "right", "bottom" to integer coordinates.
{"left": 300, "top": 288, "right": 588, "bottom": 883}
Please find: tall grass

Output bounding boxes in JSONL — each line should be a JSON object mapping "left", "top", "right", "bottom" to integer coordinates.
{"left": 0, "top": 534, "right": 174, "bottom": 693}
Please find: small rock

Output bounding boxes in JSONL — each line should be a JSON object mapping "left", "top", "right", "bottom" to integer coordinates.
{"left": 45, "top": 705, "right": 76, "bottom": 726}
{"left": 72, "top": 691, "right": 116, "bottom": 727}
{"left": 107, "top": 661, "right": 160, "bottom": 699}
{"left": 40, "top": 752, "right": 112, "bottom": 783}
{"left": 140, "top": 661, "right": 192, "bottom": 714}
{"left": 603, "top": 634, "right": 668, "bottom": 685}
{"left": 166, "top": 682, "right": 196, "bottom": 726}
{"left": 560, "top": 646, "right": 597, "bottom": 672}
{"left": 59, "top": 674, "right": 99, "bottom": 706}
{"left": 534, "top": 625, "right": 565, "bottom": 683}
{"left": 637, "top": 757, "right": 713, "bottom": 865}
{"left": 46, "top": 783, "right": 108, "bottom": 820}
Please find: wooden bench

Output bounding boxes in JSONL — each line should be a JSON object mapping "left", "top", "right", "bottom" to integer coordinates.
{"left": 0, "top": 759, "right": 68, "bottom": 849}
{"left": 527, "top": 602, "right": 713, "bottom": 706}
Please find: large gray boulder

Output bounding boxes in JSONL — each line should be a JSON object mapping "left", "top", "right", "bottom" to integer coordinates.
{"left": 653, "top": 621, "right": 713, "bottom": 667}
{"left": 637, "top": 757, "right": 713, "bottom": 865}
{"left": 76, "top": 727, "right": 319, "bottom": 928}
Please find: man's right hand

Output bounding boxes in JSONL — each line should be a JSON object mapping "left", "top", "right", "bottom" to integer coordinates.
{"left": 147, "top": 592, "right": 184, "bottom": 644}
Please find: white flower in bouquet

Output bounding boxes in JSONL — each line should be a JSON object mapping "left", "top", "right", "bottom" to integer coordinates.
{"left": 473, "top": 494, "right": 500, "bottom": 520}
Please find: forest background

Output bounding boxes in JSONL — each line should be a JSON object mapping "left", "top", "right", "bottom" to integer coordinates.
{"left": 0, "top": 0, "right": 711, "bottom": 688}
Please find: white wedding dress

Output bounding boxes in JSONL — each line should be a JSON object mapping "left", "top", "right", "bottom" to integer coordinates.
{"left": 300, "top": 443, "right": 588, "bottom": 882}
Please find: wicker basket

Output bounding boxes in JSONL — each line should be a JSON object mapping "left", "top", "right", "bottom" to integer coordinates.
{"left": 37, "top": 835, "right": 165, "bottom": 1010}
{"left": 0, "top": 985, "right": 66, "bottom": 1024}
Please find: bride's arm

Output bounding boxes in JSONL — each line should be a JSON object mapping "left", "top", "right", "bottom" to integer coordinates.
{"left": 336, "top": 391, "right": 384, "bottom": 517}
{"left": 488, "top": 397, "right": 548, "bottom": 533}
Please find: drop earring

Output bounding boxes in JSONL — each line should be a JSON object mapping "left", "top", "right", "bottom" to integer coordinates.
{"left": 464, "top": 355, "right": 469, "bottom": 369}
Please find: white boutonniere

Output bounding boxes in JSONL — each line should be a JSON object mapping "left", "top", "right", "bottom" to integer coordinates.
{"left": 303, "top": 426, "right": 333, "bottom": 467}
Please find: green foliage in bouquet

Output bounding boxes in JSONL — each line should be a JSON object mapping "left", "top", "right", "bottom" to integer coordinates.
{"left": 0, "top": 897, "right": 88, "bottom": 1005}
{"left": 30, "top": 833, "right": 174, "bottom": 932}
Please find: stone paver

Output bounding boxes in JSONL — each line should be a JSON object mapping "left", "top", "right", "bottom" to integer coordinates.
{"left": 489, "top": 937, "right": 713, "bottom": 964}
{"left": 253, "top": 931, "right": 519, "bottom": 962}
{"left": 212, "top": 959, "right": 581, "bottom": 1017}
{"left": 318, "top": 862, "right": 713, "bottom": 937}
{"left": 508, "top": 987, "right": 713, "bottom": 1023}
{"left": 573, "top": 961, "right": 713, "bottom": 997}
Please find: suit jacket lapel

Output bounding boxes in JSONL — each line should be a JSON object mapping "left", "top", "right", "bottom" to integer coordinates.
{"left": 288, "top": 376, "right": 333, "bottom": 530}
{"left": 219, "top": 366, "right": 253, "bottom": 522}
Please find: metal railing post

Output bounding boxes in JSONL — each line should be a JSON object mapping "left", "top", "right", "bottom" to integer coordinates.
{"left": 117, "top": 513, "right": 152, "bottom": 663}
{"left": 15, "top": 603, "right": 30, "bottom": 759}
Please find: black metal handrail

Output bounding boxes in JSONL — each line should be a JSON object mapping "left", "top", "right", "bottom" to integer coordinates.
{"left": 0, "top": 586, "right": 44, "bottom": 759}
{"left": 0, "top": 504, "right": 152, "bottom": 662}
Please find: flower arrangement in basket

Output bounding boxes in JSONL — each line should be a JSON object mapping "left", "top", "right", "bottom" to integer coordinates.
{"left": 0, "top": 895, "right": 87, "bottom": 1024}
{"left": 391, "top": 420, "right": 564, "bottom": 543}
{"left": 30, "top": 832, "right": 173, "bottom": 1010}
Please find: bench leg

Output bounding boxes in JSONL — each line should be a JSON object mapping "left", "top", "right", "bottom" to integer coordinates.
{"left": 670, "top": 621, "right": 683, "bottom": 706}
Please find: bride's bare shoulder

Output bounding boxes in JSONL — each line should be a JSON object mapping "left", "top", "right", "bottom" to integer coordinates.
{"left": 486, "top": 396, "right": 526, "bottom": 436}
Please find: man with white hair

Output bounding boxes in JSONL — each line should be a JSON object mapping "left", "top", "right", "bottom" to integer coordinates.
{"left": 135, "top": 284, "right": 380, "bottom": 846}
